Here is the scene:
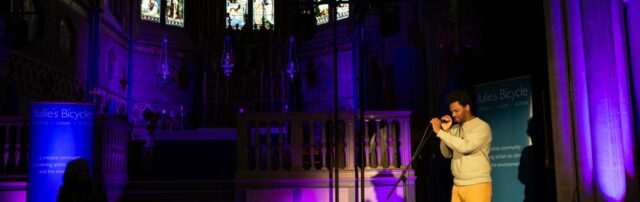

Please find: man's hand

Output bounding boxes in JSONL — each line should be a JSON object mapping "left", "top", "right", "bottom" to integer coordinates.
{"left": 431, "top": 115, "right": 453, "bottom": 133}
{"left": 430, "top": 118, "right": 442, "bottom": 133}
{"left": 440, "top": 115, "right": 452, "bottom": 132}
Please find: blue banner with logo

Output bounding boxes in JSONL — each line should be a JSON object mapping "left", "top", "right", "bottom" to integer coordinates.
{"left": 28, "top": 102, "right": 95, "bottom": 202}
{"left": 475, "top": 77, "right": 532, "bottom": 202}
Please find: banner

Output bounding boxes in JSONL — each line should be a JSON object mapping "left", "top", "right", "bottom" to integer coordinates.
{"left": 28, "top": 102, "right": 95, "bottom": 202}
{"left": 475, "top": 77, "right": 532, "bottom": 202}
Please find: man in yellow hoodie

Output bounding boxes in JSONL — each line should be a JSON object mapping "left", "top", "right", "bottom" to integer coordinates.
{"left": 431, "top": 90, "right": 493, "bottom": 202}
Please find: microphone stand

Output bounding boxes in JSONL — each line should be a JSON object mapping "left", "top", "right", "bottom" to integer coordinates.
{"left": 386, "top": 122, "right": 435, "bottom": 201}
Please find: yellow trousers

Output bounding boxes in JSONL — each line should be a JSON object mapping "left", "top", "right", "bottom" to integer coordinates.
{"left": 451, "top": 182, "right": 492, "bottom": 202}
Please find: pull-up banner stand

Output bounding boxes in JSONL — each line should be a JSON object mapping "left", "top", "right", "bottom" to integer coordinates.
{"left": 475, "top": 77, "right": 532, "bottom": 202}
{"left": 28, "top": 102, "right": 96, "bottom": 202}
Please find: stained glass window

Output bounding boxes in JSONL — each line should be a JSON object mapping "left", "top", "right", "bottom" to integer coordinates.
{"left": 252, "top": 0, "right": 274, "bottom": 29}
{"left": 227, "top": 0, "right": 248, "bottom": 29}
{"left": 166, "top": 0, "right": 185, "bottom": 27}
{"left": 315, "top": 0, "right": 349, "bottom": 25}
{"left": 337, "top": 2, "right": 349, "bottom": 21}
{"left": 315, "top": 2, "right": 329, "bottom": 25}
{"left": 141, "top": 0, "right": 161, "bottom": 23}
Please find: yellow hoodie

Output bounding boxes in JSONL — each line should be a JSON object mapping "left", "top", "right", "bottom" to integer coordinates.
{"left": 438, "top": 117, "right": 493, "bottom": 185}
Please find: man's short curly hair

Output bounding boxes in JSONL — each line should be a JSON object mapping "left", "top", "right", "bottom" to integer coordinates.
{"left": 446, "top": 89, "right": 472, "bottom": 107}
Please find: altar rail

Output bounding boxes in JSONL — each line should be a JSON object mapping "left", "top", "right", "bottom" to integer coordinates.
{"left": 236, "top": 111, "right": 412, "bottom": 178}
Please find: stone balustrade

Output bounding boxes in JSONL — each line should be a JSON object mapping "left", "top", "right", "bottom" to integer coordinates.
{"left": 236, "top": 111, "right": 412, "bottom": 178}
{"left": 0, "top": 117, "right": 29, "bottom": 175}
